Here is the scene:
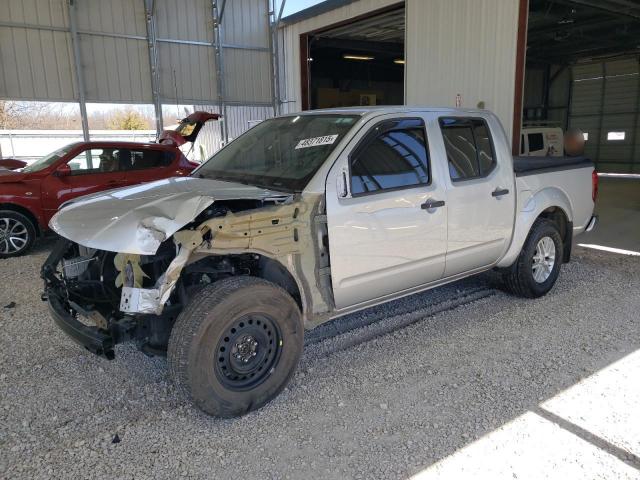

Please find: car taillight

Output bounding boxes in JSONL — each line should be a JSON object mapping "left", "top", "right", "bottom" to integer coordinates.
{"left": 592, "top": 169, "right": 599, "bottom": 203}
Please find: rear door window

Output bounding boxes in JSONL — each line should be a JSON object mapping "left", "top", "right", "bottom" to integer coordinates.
{"left": 439, "top": 117, "right": 496, "bottom": 181}
{"left": 121, "top": 149, "right": 173, "bottom": 170}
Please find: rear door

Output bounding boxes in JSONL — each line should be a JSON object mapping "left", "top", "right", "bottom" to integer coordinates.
{"left": 41, "top": 147, "right": 126, "bottom": 220}
{"left": 326, "top": 115, "right": 448, "bottom": 310}
{"left": 120, "top": 148, "right": 177, "bottom": 185}
{"left": 436, "top": 116, "right": 515, "bottom": 276}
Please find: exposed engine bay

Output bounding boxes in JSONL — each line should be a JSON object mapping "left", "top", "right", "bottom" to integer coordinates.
{"left": 42, "top": 193, "right": 333, "bottom": 359}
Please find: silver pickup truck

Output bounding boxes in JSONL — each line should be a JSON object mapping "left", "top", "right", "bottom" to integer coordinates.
{"left": 42, "top": 107, "right": 598, "bottom": 417}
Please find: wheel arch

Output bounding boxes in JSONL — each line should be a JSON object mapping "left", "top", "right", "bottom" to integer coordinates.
{"left": 537, "top": 206, "right": 572, "bottom": 263}
{"left": 256, "top": 255, "right": 303, "bottom": 311}
{"left": 0, "top": 203, "right": 41, "bottom": 236}
{"left": 497, "top": 187, "right": 573, "bottom": 268}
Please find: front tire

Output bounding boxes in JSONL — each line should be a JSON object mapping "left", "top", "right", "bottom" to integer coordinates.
{"left": 168, "top": 276, "right": 303, "bottom": 417}
{"left": 0, "top": 210, "right": 36, "bottom": 258}
{"left": 501, "top": 218, "right": 563, "bottom": 298}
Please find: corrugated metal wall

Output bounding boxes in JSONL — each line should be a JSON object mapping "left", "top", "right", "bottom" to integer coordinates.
{"left": 0, "top": 0, "right": 275, "bottom": 145}
{"left": 0, "top": 0, "right": 76, "bottom": 102}
{"left": 569, "top": 57, "right": 640, "bottom": 173}
{"left": 223, "top": 0, "right": 273, "bottom": 104}
{"left": 155, "top": 0, "right": 218, "bottom": 105}
{"left": 76, "top": 0, "right": 151, "bottom": 103}
{"left": 0, "top": 0, "right": 272, "bottom": 106}
{"left": 278, "top": 0, "right": 400, "bottom": 114}
{"left": 191, "top": 104, "right": 274, "bottom": 159}
{"left": 405, "top": 0, "right": 520, "bottom": 142}
{"left": 279, "top": 0, "right": 520, "bottom": 142}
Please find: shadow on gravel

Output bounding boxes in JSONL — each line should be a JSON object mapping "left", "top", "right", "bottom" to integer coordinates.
{"left": 284, "top": 252, "right": 640, "bottom": 478}
{"left": 29, "top": 236, "right": 58, "bottom": 256}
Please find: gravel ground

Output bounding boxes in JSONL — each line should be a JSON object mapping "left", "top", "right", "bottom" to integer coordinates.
{"left": 1, "top": 240, "right": 639, "bottom": 479}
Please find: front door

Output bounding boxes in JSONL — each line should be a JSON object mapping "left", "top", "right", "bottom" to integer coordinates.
{"left": 41, "top": 148, "right": 126, "bottom": 222}
{"left": 326, "top": 117, "right": 448, "bottom": 310}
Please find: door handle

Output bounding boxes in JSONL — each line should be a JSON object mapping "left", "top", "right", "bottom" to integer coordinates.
{"left": 492, "top": 188, "right": 510, "bottom": 197}
{"left": 421, "top": 199, "right": 445, "bottom": 210}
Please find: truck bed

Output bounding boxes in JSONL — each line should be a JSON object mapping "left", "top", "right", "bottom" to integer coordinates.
{"left": 513, "top": 156, "right": 594, "bottom": 177}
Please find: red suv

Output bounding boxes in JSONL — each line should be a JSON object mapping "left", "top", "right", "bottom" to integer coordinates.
{"left": 0, "top": 112, "right": 218, "bottom": 257}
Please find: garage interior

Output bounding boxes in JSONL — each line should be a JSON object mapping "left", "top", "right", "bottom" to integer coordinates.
{"left": 305, "top": 5, "right": 405, "bottom": 109}
{"left": 525, "top": 0, "right": 640, "bottom": 173}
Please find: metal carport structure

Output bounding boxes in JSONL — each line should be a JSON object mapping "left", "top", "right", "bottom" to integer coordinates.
{"left": 0, "top": 0, "right": 287, "bottom": 143}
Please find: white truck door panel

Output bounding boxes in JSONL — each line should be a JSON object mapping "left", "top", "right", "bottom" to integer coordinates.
{"left": 435, "top": 116, "right": 516, "bottom": 276}
{"left": 326, "top": 116, "right": 447, "bottom": 310}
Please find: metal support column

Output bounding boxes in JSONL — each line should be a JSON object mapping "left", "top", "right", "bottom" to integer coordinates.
{"left": 594, "top": 63, "right": 607, "bottom": 170}
{"left": 269, "top": 0, "right": 286, "bottom": 116}
{"left": 144, "top": 0, "right": 163, "bottom": 136}
{"left": 629, "top": 63, "right": 640, "bottom": 174}
{"left": 268, "top": 0, "right": 278, "bottom": 116}
{"left": 212, "top": 0, "right": 229, "bottom": 144}
{"left": 68, "top": 0, "right": 90, "bottom": 142}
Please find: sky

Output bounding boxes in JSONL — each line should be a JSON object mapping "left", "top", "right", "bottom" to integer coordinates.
{"left": 280, "top": 0, "right": 325, "bottom": 17}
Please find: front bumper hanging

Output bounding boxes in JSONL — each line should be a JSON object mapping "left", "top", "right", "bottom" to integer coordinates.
{"left": 41, "top": 238, "right": 117, "bottom": 359}
{"left": 46, "top": 292, "right": 116, "bottom": 360}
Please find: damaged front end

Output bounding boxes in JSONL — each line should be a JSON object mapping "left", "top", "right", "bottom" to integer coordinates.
{"left": 42, "top": 178, "right": 333, "bottom": 359}
{"left": 42, "top": 238, "right": 183, "bottom": 359}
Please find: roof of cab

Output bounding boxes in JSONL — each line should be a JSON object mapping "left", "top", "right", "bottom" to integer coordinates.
{"left": 290, "top": 106, "right": 493, "bottom": 118}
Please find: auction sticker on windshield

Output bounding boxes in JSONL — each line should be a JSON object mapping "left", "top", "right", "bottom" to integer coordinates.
{"left": 295, "top": 134, "right": 339, "bottom": 149}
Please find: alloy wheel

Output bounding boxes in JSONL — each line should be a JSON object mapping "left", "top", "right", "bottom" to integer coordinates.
{"left": 0, "top": 217, "right": 29, "bottom": 255}
{"left": 532, "top": 236, "right": 556, "bottom": 283}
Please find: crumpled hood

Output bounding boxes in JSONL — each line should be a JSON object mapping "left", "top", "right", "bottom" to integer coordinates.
{"left": 49, "top": 177, "right": 290, "bottom": 255}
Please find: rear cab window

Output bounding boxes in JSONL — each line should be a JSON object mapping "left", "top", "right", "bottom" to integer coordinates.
{"left": 439, "top": 117, "right": 496, "bottom": 181}
{"left": 350, "top": 118, "right": 431, "bottom": 196}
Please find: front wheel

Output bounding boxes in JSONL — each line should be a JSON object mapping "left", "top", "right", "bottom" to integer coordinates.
{"left": 0, "top": 210, "right": 36, "bottom": 258}
{"left": 168, "top": 276, "right": 303, "bottom": 417}
{"left": 501, "top": 218, "right": 563, "bottom": 298}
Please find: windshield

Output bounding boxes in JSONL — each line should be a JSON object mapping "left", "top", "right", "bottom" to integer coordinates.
{"left": 195, "top": 114, "right": 359, "bottom": 192}
{"left": 22, "top": 144, "right": 76, "bottom": 173}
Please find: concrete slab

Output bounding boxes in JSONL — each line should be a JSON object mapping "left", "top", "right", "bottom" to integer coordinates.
{"left": 577, "top": 177, "right": 640, "bottom": 253}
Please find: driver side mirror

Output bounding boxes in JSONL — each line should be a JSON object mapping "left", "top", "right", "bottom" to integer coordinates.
{"left": 54, "top": 163, "right": 72, "bottom": 177}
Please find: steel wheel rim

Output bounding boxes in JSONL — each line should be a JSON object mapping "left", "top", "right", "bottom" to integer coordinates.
{"left": 215, "top": 314, "right": 282, "bottom": 391}
{"left": 0, "top": 217, "right": 29, "bottom": 254}
{"left": 532, "top": 236, "right": 556, "bottom": 283}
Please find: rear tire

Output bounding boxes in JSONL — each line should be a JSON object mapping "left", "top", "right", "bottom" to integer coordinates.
{"left": 168, "top": 276, "right": 303, "bottom": 417}
{"left": 0, "top": 210, "right": 36, "bottom": 258}
{"left": 501, "top": 218, "right": 563, "bottom": 298}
